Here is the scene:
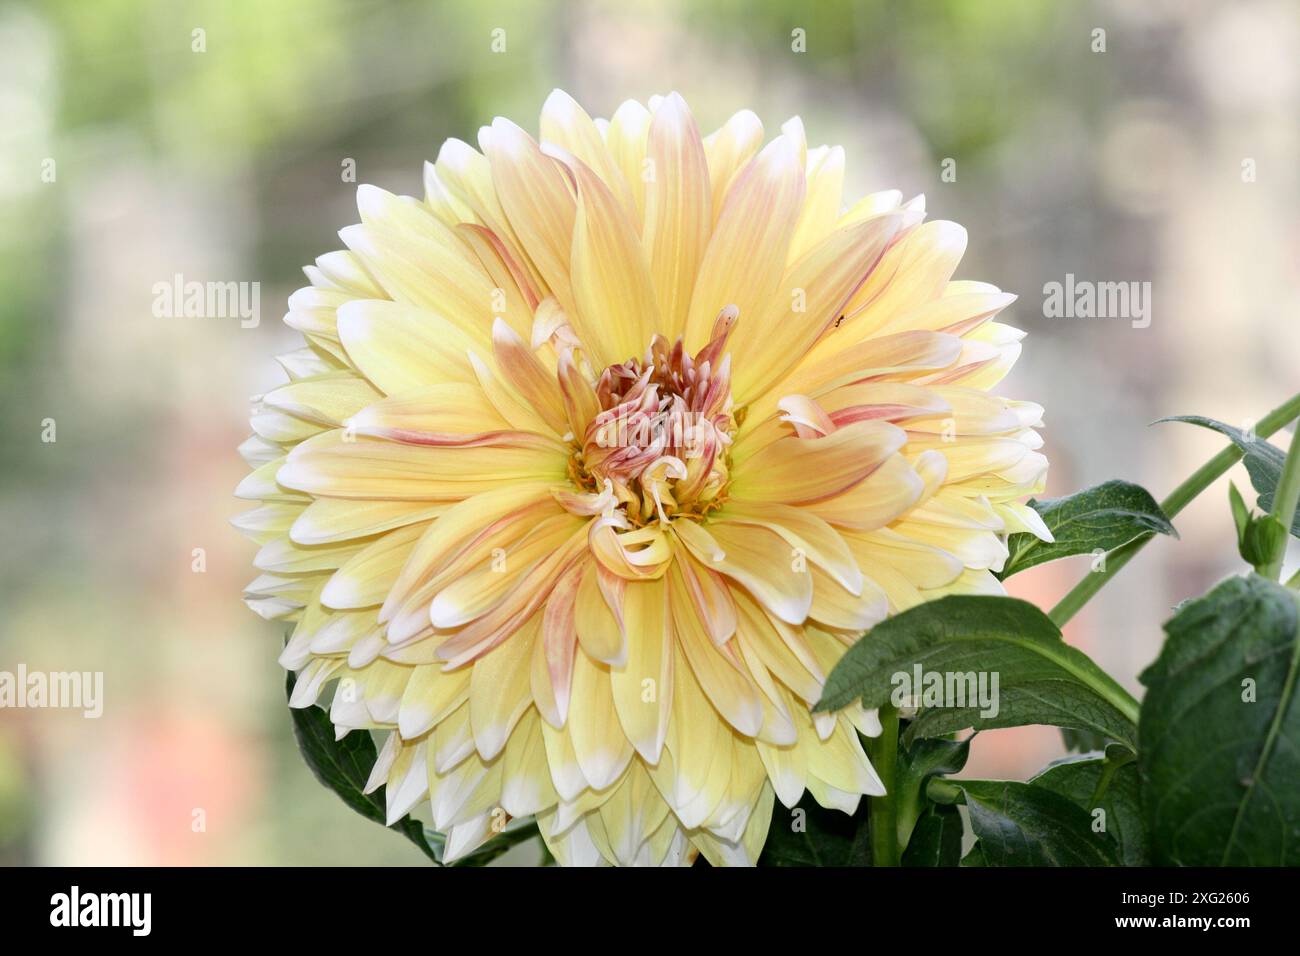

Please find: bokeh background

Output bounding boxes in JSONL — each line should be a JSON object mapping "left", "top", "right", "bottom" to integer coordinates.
{"left": 2, "top": 0, "right": 1297, "bottom": 865}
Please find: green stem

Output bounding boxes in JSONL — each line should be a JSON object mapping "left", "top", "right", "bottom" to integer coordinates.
{"left": 1086, "top": 748, "right": 1135, "bottom": 808}
{"left": 1050, "top": 392, "right": 1300, "bottom": 627}
{"left": 1260, "top": 428, "right": 1300, "bottom": 581}
{"left": 867, "top": 705, "right": 900, "bottom": 867}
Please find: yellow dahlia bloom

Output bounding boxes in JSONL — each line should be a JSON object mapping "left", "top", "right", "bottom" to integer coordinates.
{"left": 235, "top": 90, "right": 1049, "bottom": 866}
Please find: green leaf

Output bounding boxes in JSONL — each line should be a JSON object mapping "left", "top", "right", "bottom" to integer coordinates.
{"left": 1159, "top": 415, "right": 1300, "bottom": 536}
{"left": 1229, "top": 481, "right": 1250, "bottom": 542}
{"left": 937, "top": 779, "right": 1120, "bottom": 866}
{"left": 815, "top": 595, "right": 1138, "bottom": 751}
{"left": 901, "top": 804, "right": 963, "bottom": 867}
{"left": 758, "top": 791, "right": 870, "bottom": 867}
{"left": 1031, "top": 750, "right": 1149, "bottom": 865}
{"left": 286, "top": 672, "right": 441, "bottom": 863}
{"left": 997, "top": 480, "right": 1176, "bottom": 580}
{"left": 1138, "top": 573, "right": 1300, "bottom": 865}
{"left": 896, "top": 733, "right": 970, "bottom": 854}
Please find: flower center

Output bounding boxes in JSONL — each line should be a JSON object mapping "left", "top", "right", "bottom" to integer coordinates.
{"left": 573, "top": 309, "right": 738, "bottom": 525}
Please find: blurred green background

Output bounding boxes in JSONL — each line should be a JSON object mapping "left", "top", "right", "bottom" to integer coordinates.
{"left": 1, "top": 0, "right": 1296, "bottom": 864}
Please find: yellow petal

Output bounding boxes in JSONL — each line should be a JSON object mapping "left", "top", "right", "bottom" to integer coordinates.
{"left": 500, "top": 710, "right": 559, "bottom": 817}
{"left": 532, "top": 561, "right": 581, "bottom": 727}
{"left": 468, "top": 614, "right": 537, "bottom": 759}
{"left": 346, "top": 382, "right": 530, "bottom": 446}
{"left": 686, "top": 521, "right": 813, "bottom": 626}
{"left": 790, "top": 145, "right": 845, "bottom": 259}
{"left": 262, "top": 373, "right": 382, "bottom": 426}
{"left": 684, "top": 134, "right": 805, "bottom": 352}
{"left": 610, "top": 576, "right": 673, "bottom": 762}
{"left": 397, "top": 664, "right": 469, "bottom": 739}
{"left": 732, "top": 212, "right": 905, "bottom": 403}
{"left": 568, "top": 648, "right": 634, "bottom": 791}
{"left": 574, "top": 560, "right": 626, "bottom": 665}
{"left": 669, "top": 561, "right": 763, "bottom": 737}
{"left": 567, "top": 157, "right": 660, "bottom": 368}
{"left": 336, "top": 299, "right": 479, "bottom": 395}
{"left": 702, "top": 109, "right": 764, "bottom": 224}
{"left": 321, "top": 521, "right": 428, "bottom": 609}
{"left": 605, "top": 99, "right": 652, "bottom": 228}
{"left": 540, "top": 89, "right": 637, "bottom": 222}
{"left": 714, "top": 500, "right": 863, "bottom": 595}
{"left": 642, "top": 92, "right": 711, "bottom": 338}
{"left": 277, "top": 431, "right": 566, "bottom": 501}
{"left": 381, "top": 482, "right": 559, "bottom": 621}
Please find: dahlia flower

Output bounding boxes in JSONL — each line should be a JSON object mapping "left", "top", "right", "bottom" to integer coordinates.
{"left": 235, "top": 90, "right": 1049, "bottom": 866}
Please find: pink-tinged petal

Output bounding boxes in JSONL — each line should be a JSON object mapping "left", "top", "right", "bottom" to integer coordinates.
{"left": 533, "top": 562, "right": 581, "bottom": 727}
{"left": 790, "top": 145, "right": 845, "bottom": 259}
{"left": 480, "top": 118, "right": 577, "bottom": 313}
{"left": 776, "top": 394, "right": 837, "bottom": 438}
{"left": 684, "top": 133, "right": 805, "bottom": 352}
{"left": 434, "top": 136, "right": 547, "bottom": 297}
{"left": 841, "top": 220, "right": 969, "bottom": 337}
{"left": 675, "top": 550, "right": 737, "bottom": 644}
{"left": 741, "top": 330, "right": 964, "bottom": 432}
{"left": 456, "top": 221, "right": 541, "bottom": 331}
{"left": 801, "top": 454, "right": 925, "bottom": 530}
{"left": 339, "top": 210, "right": 498, "bottom": 336}
{"left": 730, "top": 420, "right": 907, "bottom": 505}
{"left": 381, "top": 482, "right": 560, "bottom": 621}
{"left": 557, "top": 348, "right": 601, "bottom": 439}
{"left": 276, "top": 430, "right": 567, "bottom": 502}
{"left": 589, "top": 518, "right": 674, "bottom": 580}
{"left": 345, "top": 382, "right": 525, "bottom": 446}
{"left": 429, "top": 513, "right": 581, "bottom": 628}
{"left": 668, "top": 562, "right": 763, "bottom": 737}
{"left": 540, "top": 89, "right": 638, "bottom": 222}
{"left": 491, "top": 318, "right": 568, "bottom": 435}
{"left": 435, "top": 521, "right": 589, "bottom": 669}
